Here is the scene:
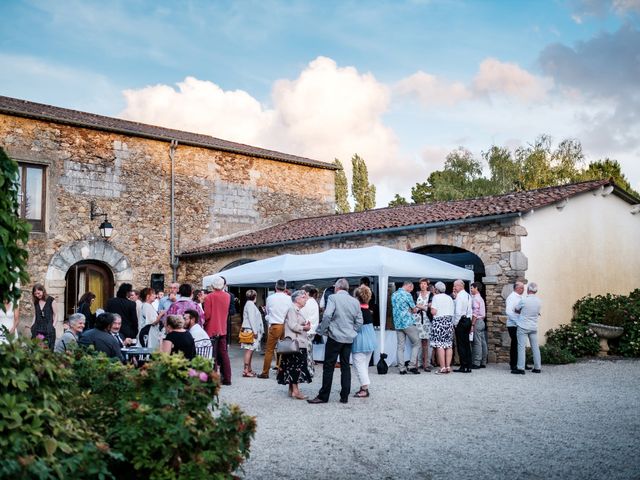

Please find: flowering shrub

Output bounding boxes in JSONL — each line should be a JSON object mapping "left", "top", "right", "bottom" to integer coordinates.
{"left": 0, "top": 339, "right": 256, "bottom": 479}
{"left": 572, "top": 288, "right": 640, "bottom": 357}
{"left": 546, "top": 323, "right": 600, "bottom": 357}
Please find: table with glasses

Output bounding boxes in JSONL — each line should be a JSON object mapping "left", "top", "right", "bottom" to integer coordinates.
{"left": 121, "top": 347, "right": 155, "bottom": 366}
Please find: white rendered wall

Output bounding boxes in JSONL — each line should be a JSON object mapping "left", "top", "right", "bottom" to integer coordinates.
{"left": 520, "top": 190, "right": 640, "bottom": 341}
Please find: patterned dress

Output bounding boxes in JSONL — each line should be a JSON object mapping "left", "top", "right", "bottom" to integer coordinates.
{"left": 413, "top": 292, "right": 432, "bottom": 340}
{"left": 430, "top": 293, "right": 454, "bottom": 349}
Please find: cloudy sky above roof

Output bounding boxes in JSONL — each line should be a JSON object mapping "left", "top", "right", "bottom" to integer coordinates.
{"left": 1, "top": 0, "right": 638, "bottom": 205}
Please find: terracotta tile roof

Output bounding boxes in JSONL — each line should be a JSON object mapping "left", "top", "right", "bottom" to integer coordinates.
{"left": 0, "top": 95, "right": 336, "bottom": 170}
{"left": 181, "top": 179, "right": 623, "bottom": 256}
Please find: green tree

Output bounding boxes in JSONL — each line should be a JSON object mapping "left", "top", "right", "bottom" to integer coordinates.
{"left": 351, "top": 154, "right": 376, "bottom": 211}
{"left": 388, "top": 194, "right": 409, "bottom": 207}
{"left": 411, "top": 148, "right": 483, "bottom": 203}
{"left": 0, "top": 147, "right": 31, "bottom": 308}
{"left": 582, "top": 158, "right": 640, "bottom": 198}
{"left": 484, "top": 145, "right": 522, "bottom": 193}
{"left": 334, "top": 158, "right": 350, "bottom": 214}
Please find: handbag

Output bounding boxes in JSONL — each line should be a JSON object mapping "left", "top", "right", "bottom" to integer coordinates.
{"left": 276, "top": 336, "right": 299, "bottom": 354}
{"left": 238, "top": 329, "right": 255, "bottom": 344}
{"left": 377, "top": 353, "right": 389, "bottom": 374}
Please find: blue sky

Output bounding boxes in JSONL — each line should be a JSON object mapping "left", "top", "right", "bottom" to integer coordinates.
{"left": 1, "top": 0, "right": 638, "bottom": 204}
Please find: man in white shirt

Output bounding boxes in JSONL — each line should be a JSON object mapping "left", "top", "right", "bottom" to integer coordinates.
{"left": 506, "top": 281, "right": 526, "bottom": 372}
{"left": 183, "top": 309, "right": 212, "bottom": 357}
{"left": 258, "top": 279, "right": 291, "bottom": 379}
{"left": 453, "top": 279, "right": 474, "bottom": 373}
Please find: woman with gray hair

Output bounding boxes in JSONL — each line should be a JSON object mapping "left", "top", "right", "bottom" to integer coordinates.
{"left": 430, "top": 282, "right": 455, "bottom": 374}
{"left": 54, "top": 313, "right": 86, "bottom": 353}
{"left": 277, "top": 289, "right": 312, "bottom": 400}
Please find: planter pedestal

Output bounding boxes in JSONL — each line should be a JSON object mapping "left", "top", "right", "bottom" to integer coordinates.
{"left": 588, "top": 323, "right": 624, "bottom": 357}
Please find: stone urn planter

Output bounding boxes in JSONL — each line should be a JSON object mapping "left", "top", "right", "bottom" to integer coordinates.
{"left": 588, "top": 323, "right": 624, "bottom": 357}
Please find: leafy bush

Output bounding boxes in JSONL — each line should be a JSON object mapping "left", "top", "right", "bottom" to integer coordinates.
{"left": 0, "top": 339, "right": 256, "bottom": 479}
{"left": 572, "top": 293, "right": 625, "bottom": 326}
{"left": 618, "top": 289, "right": 640, "bottom": 357}
{"left": 0, "top": 147, "right": 31, "bottom": 307}
{"left": 572, "top": 288, "right": 640, "bottom": 357}
{"left": 527, "top": 344, "right": 576, "bottom": 365}
{"left": 0, "top": 338, "right": 116, "bottom": 479}
{"left": 546, "top": 323, "right": 600, "bottom": 357}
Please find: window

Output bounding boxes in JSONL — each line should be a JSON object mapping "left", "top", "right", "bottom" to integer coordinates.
{"left": 17, "top": 163, "right": 46, "bottom": 232}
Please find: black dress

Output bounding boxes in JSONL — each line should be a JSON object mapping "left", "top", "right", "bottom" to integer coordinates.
{"left": 78, "top": 301, "right": 96, "bottom": 330}
{"left": 32, "top": 296, "right": 56, "bottom": 348}
{"left": 165, "top": 331, "right": 196, "bottom": 360}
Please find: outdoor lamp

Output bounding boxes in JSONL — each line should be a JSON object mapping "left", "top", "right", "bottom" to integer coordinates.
{"left": 90, "top": 201, "right": 114, "bottom": 239}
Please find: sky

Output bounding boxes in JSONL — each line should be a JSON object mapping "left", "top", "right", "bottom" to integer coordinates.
{"left": 1, "top": 0, "right": 639, "bottom": 206}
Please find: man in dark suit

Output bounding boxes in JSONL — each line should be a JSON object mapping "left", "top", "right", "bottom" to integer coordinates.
{"left": 109, "top": 313, "right": 135, "bottom": 348}
{"left": 105, "top": 283, "right": 138, "bottom": 340}
{"left": 79, "top": 312, "right": 124, "bottom": 362}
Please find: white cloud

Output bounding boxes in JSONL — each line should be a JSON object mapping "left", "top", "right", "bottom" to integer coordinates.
{"left": 121, "top": 77, "right": 274, "bottom": 144}
{"left": 472, "top": 58, "right": 552, "bottom": 102}
{"left": 394, "top": 71, "right": 471, "bottom": 108}
{"left": 119, "top": 56, "right": 401, "bottom": 199}
{"left": 394, "top": 58, "right": 552, "bottom": 107}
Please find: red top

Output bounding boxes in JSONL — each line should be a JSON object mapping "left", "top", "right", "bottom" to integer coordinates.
{"left": 203, "top": 290, "right": 231, "bottom": 337}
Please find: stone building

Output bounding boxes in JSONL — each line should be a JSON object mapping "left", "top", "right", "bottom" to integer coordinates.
{"left": 0, "top": 95, "right": 336, "bottom": 329}
{"left": 180, "top": 180, "right": 640, "bottom": 361}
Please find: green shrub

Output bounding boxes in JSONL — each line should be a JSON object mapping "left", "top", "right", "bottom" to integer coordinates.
{"left": 618, "top": 289, "right": 640, "bottom": 357}
{"left": 572, "top": 293, "right": 624, "bottom": 325}
{"left": 527, "top": 344, "right": 576, "bottom": 365}
{"left": 0, "top": 339, "right": 256, "bottom": 479}
{"left": 546, "top": 323, "right": 600, "bottom": 357}
{"left": 0, "top": 338, "right": 117, "bottom": 479}
{"left": 572, "top": 288, "right": 640, "bottom": 357}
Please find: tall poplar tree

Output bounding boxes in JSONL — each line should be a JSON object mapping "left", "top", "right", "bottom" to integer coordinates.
{"left": 351, "top": 154, "right": 376, "bottom": 211}
{"left": 334, "top": 158, "right": 350, "bottom": 214}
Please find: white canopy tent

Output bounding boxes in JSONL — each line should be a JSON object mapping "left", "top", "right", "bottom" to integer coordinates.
{"left": 203, "top": 246, "right": 474, "bottom": 355}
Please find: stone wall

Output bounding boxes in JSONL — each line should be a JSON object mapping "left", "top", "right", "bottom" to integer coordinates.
{"left": 180, "top": 218, "right": 529, "bottom": 362}
{"left": 0, "top": 113, "right": 335, "bottom": 331}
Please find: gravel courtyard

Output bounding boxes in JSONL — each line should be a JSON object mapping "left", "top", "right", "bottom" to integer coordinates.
{"left": 221, "top": 347, "right": 640, "bottom": 480}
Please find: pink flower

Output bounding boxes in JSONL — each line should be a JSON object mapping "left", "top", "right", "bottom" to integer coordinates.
{"left": 36, "top": 334, "right": 45, "bottom": 340}
{"left": 187, "top": 368, "right": 198, "bottom": 377}
{"left": 198, "top": 372, "right": 209, "bottom": 383}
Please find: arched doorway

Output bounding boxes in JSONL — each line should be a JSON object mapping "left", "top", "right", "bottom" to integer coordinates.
{"left": 65, "top": 260, "right": 114, "bottom": 318}
{"left": 411, "top": 245, "right": 485, "bottom": 284}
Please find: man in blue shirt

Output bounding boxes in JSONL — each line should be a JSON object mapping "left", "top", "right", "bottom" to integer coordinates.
{"left": 391, "top": 281, "right": 421, "bottom": 375}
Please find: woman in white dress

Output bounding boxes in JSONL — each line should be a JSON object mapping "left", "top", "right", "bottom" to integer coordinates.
{"left": 0, "top": 300, "right": 20, "bottom": 344}
{"left": 240, "top": 290, "right": 264, "bottom": 377}
{"left": 140, "top": 287, "right": 163, "bottom": 350}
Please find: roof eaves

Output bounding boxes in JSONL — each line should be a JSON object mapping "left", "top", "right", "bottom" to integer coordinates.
{"left": 0, "top": 103, "right": 337, "bottom": 171}
{"left": 179, "top": 212, "right": 521, "bottom": 258}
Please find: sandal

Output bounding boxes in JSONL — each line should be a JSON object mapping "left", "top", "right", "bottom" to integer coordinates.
{"left": 242, "top": 371, "right": 257, "bottom": 377}
{"left": 435, "top": 368, "right": 447, "bottom": 375}
{"left": 354, "top": 388, "right": 370, "bottom": 398}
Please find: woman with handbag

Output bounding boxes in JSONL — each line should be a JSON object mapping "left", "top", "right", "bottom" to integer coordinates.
{"left": 240, "top": 289, "right": 264, "bottom": 377}
{"left": 277, "top": 290, "right": 312, "bottom": 399}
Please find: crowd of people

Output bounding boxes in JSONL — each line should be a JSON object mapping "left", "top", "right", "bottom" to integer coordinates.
{"left": 0, "top": 274, "right": 543, "bottom": 398}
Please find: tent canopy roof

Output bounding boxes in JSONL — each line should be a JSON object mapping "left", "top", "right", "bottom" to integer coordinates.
{"left": 203, "top": 246, "right": 474, "bottom": 287}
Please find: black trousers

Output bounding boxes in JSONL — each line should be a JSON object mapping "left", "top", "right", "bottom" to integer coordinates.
{"left": 508, "top": 326, "right": 518, "bottom": 369}
{"left": 455, "top": 317, "right": 472, "bottom": 369}
{"left": 318, "top": 337, "right": 352, "bottom": 402}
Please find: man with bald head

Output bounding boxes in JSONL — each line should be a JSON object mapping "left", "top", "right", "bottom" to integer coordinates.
{"left": 453, "top": 279, "right": 473, "bottom": 373}
{"left": 506, "top": 280, "right": 526, "bottom": 372}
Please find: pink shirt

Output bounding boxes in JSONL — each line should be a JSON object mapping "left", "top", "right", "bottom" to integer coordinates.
{"left": 472, "top": 293, "right": 486, "bottom": 320}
